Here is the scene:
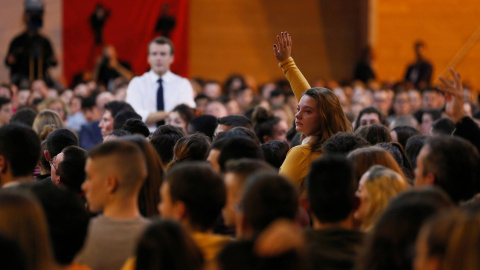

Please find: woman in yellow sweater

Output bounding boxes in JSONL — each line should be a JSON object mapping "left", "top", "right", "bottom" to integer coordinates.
{"left": 274, "top": 32, "right": 352, "bottom": 190}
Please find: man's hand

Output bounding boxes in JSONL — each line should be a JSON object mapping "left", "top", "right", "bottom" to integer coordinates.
{"left": 439, "top": 68, "right": 465, "bottom": 123}
{"left": 273, "top": 32, "right": 292, "bottom": 62}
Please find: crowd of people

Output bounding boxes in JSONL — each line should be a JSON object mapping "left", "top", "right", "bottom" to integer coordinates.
{"left": 0, "top": 30, "right": 480, "bottom": 270}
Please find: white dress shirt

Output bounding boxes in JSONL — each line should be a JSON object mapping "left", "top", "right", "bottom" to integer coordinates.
{"left": 126, "top": 70, "right": 195, "bottom": 131}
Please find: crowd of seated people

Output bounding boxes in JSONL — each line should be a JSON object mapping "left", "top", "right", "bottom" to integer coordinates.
{"left": 0, "top": 32, "right": 479, "bottom": 270}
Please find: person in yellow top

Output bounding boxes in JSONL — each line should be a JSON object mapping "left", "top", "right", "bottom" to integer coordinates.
{"left": 273, "top": 32, "right": 352, "bottom": 190}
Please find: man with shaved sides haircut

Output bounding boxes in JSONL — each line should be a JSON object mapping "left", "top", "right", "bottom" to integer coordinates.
{"left": 75, "top": 141, "right": 149, "bottom": 270}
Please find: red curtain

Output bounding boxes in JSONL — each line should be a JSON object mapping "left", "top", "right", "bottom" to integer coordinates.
{"left": 63, "top": 0, "right": 189, "bottom": 86}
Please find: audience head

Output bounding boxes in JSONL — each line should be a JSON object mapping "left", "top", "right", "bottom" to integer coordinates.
{"left": 348, "top": 146, "right": 405, "bottom": 182}
{"left": 354, "top": 106, "right": 389, "bottom": 131}
{"left": 405, "top": 135, "right": 427, "bottom": 170}
{"left": 150, "top": 125, "right": 185, "bottom": 165}
{"left": 134, "top": 220, "right": 204, "bottom": 270}
{"left": 32, "top": 109, "right": 64, "bottom": 134}
{"left": 0, "top": 124, "right": 41, "bottom": 185}
{"left": 215, "top": 115, "right": 252, "bottom": 137}
{"left": 113, "top": 110, "right": 141, "bottom": 130}
{"left": 160, "top": 162, "right": 226, "bottom": 232}
{"left": 431, "top": 118, "right": 455, "bottom": 136}
{"left": 187, "top": 114, "right": 218, "bottom": 140}
{"left": 354, "top": 165, "right": 409, "bottom": 231}
{"left": 167, "top": 133, "right": 211, "bottom": 169}
{"left": 261, "top": 140, "right": 289, "bottom": 169}
{"left": 391, "top": 126, "right": 420, "bottom": 150}
{"left": 30, "top": 184, "right": 89, "bottom": 266}
{"left": 307, "top": 155, "right": 356, "bottom": 225}
{"left": 240, "top": 172, "right": 298, "bottom": 238}
{"left": 122, "top": 118, "right": 150, "bottom": 137}
{"left": 356, "top": 123, "right": 392, "bottom": 145}
{"left": 217, "top": 136, "right": 264, "bottom": 172}
{"left": 9, "top": 107, "right": 37, "bottom": 127}
{"left": 0, "top": 98, "right": 13, "bottom": 127}
{"left": 321, "top": 132, "right": 370, "bottom": 155}
{"left": 223, "top": 159, "right": 275, "bottom": 228}
{"left": 0, "top": 191, "right": 55, "bottom": 270}
{"left": 252, "top": 106, "right": 288, "bottom": 143}
{"left": 419, "top": 109, "right": 441, "bottom": 135}
{"left": 216, "top": 126, "right": 261, "bottom": 145}
{"left": 45, "top": 128, "right": 79, "bottom": 163}
{"left": 104, "top": 129, "right": 131, "bottom": 141}
{"left": 415, "top": 136, "right": 480, "bottom": 204}
{"left": 56, "top": 146, "right": 87, "bottom": 194}
{"left": 99, "top": 101, "right": 134, "bottom": 138}
{"left": 83, "top": 141, "right": 148, "bottom": 213}
{"left": 166, "top": 104, "right": 195, "bottom": 134}
{"left": 376, "top": 142, "right": 414, "bottom": 183}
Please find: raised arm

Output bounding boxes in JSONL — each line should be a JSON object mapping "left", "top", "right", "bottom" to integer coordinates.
{"left": 273, "top": 32, "right": 311, "bottom": 102}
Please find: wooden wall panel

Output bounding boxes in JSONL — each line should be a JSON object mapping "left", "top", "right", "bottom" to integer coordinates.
{"left": 189, "top": 0, "right": 366, "bottom": 87}
{"left": 375, "top": 0, "right": 480, "bottom": 89}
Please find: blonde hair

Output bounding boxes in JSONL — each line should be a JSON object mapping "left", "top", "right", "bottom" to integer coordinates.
{"left": 38, "top": 98, "right": 69, "bottom": 119}
{"left": 359, "top": 165, "right": 409, "bottom": 231}
{"left": 0, "top": 192, "right": 56, "bottom": 270}
{"left": 421, "top": 210, "right": 480, "bottom": 270}
{"left": 32, "top": 109, "right": 65, "bottom": 134}
{"left": 302, "top": 88, "right": 352, "bottom": 153}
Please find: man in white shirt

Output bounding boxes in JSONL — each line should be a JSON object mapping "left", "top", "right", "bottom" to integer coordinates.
{"left": 126, "top": 37, "right": 195, "bottom": 131}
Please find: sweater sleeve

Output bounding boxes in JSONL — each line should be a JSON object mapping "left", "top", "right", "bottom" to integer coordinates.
{"left": 279, "top": 146, "right": 310, "bottom": 189}
{"left": 278, "top": 57, "right": 311, "bottom": 103}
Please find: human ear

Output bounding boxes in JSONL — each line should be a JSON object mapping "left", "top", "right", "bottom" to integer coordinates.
{"left": 106, "top": 175, "right": 118, "bottom": 194}
{"left": 173, "top": 201, "right": 186, "bottom": 220}
{"left": 44, "top": 150, "right": 51, "bottom": 162}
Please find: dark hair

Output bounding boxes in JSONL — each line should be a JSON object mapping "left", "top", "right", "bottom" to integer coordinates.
{"left": 107, "top": 129, "right": 131, "bottom": 137}
{"left": 135, "top": 220, "right": 204, "bottom": 270}
{"left": 261, "top": 140, "right": 289, "bottom": 169}
{"left": 307, "top": 155, "right": 356, "bottom": 223}
{"left": 218, "top": 137, "right": 264, "bottom": 172}
{"left": 431, "top": 118, "right": 455, "bottom": 136}
{"left": 30, "top": 183, "right": 89, "bottom": 265}
{"left": 353, "top": 106, "right": 389, "bottom": 131}
{"left": 123, "top": 119, "right": 150, "bottom": 137}
{"left": 355, "top": 187, "right": 453, "bottom": 270}
{"left": 223, "top": 74, "right": 247, "bottom": 95}
{"left": 172, "top": 104, "right": 195, "bottom": 125}
{"left": 251, "top": 106, "right": 280, "bottom": 144}
{"left": 168, "top": 133, "right": 211, "bottom": 169}
{"left": 10, "top": 108, "right": 37, "bottom": 127}
{"left": 391, "top": 126, "right": 420, "bottom": 150}
{"left": 80, "top": 96, "right": 96, "bottom": 110}
{"left": 149, "top": 36, "right": 175, "bottom": 55}
{"left": 217, "top": 115, "right": 252, "bottom": 130}
{"left": 376, "top": 142, "right": 414, "bottom": 184}
{"left": 225, "top": 158, "right": 275, "bottom": 180}
{"left": 46, "top": 128, "right": 79, "bottom": 158}
{"left": 194, "top": 94, "right": 211, "bottom": 103}
{"left": 422, "top": 136, "right": 480, "bottom": 203}
{"left": 164, "top": 162, "right": 226, "bottom": 231}
{"left": 0, "top": 124, "right": 40, "bottom": 177}
{"left": 0, "top": 97, "right": 10, "bottom": 108}
{"left": 0, "top": 83, "right": 14, "bottom": 98}
{"left": 0, "top": 234, "right": 28, "bottom": 270}
{"left": 188, "top": 115, "right": 217, "bottom": 140}
{"left": 405, "top": 135, "right": 427, "bottom": 169}
{"left": 241, "top": 172, "right": 298, "bottom": 235}
{"left": 321, "top": 132, "right": 370, "bottom": 155}
{"left": 419, "top": 109, "right": 441, "bottom": 123}
{"left": 150, "top": 125, "right": 185, "bottom": 165}
{"left": 216, "top": 126, "right": 260, "bottom": 145}
{"left": 113, "top": 110, "right": 141, "bottom": 130}
{"left": 356, "top": 124, "right": 392, "bottom": 145}
{"left": 39, "top": 140, "right": 50, "bottom": 174}
{"left": 104, "top": 101, "right": 134, "bottom": 118}
{"left": 57, "top": 146, "right": 86, "bottom": 194}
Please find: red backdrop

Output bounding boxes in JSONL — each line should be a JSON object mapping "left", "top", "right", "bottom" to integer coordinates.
{"left": 63, "top": 0, "right": 189, "bottom": 86}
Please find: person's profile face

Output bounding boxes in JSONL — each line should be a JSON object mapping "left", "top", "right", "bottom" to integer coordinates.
{"left": 206, "top": 148, "right": 221, "bottom": 173}
{"left": 222, "top": 172, "right": 242, "bottom": 227}
{"left": 158, "top": 182, "right": 176, "bottom": 220}
{"left": 99, "top": 110, "right": 114, "bottom": 138}
{"left": 0, "top": 103, "right": 12, "bottom": 126}
{"left": 271, "top": 120, "right": 288, "bottom": 142}
{"left": 82, "top": 158, "right": 108, "bottom": 213}
{"left": 50, "top": 152, "right": 64, "bottom": 185}
{"left": 353, "top": 175, "right": 369, "bottom": 222}
{"left": 414, "top": 146, "right": 430, "bottom": 187}
{"left": 148, "top": 43, "right": 174, "bottom": 76}
{"left": 295, "top": 95, "right": 321, "bottom": 137}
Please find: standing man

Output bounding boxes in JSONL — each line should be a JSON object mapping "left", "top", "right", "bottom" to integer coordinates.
{"left": 126, "top": 37, "right": 195, "bottom": 131}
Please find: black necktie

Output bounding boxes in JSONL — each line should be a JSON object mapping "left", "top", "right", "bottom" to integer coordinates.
{"left": 156, "top": 78, "right": 165, "bottom": 127}
{"left": 157, "top": 78, "right": 164, "bottom": 111}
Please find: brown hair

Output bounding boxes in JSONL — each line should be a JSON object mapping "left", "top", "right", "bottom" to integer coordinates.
{"left": 0, "top": 192, "right": 56, "bottom": 270}
{"left": 302, "top": 88, "right": 352, "bottom": 153}
{"left": 32, "top": 109, "right": 65, "bottom": 134}
{"left": 167, "top": 133, "right": 211, "bottom": 170}
{"left": 348, "top": 146, "right": 405, "bottom": 183}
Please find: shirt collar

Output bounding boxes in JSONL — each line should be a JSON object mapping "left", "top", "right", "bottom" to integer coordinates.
{"left": 149, "top": 70, "right": 173, "bottom": 83}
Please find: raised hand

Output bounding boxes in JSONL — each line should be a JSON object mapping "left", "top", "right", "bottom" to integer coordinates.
{"left": 273, "top": 32, "right": 292, "bottom": 62}
{"left": 438, "top": 68, "right": 465, "bottom": 122}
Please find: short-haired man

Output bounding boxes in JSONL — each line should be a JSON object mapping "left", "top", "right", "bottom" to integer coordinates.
{"left": 126, "top": 37, "right": 195, "bottom": 132}
{"left": 79, "top": 92, "right": 114, "bottom": 149}
{"left": 305, "top": 155, "right": 364, "bottom": 270}
{"left": 415, "top": 136, "right": 480, "bottom": 204}
{"left": 215, "top": 115, "right": 252, "bottom": 136}
{"left": 149, "top": 124, "right": 184, "bottom": 165}
{"left": 158, "top": 162, "right": 231, "bottom": 264}
{"left": 0, "top": 124, "right": 40, "bottom": 187}
{"left": 75, "top": 141, "right": 149, "bottom": 270}
{"left": 44, "top": 128, "right": 79, "bottom": 184}
{"left": 98, "top": 100, "right": 134, "bottom": 139}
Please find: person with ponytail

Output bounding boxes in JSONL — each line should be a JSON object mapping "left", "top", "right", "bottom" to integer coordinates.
{"left": 251, "top": 106, "right": 288, "bottom": 144}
